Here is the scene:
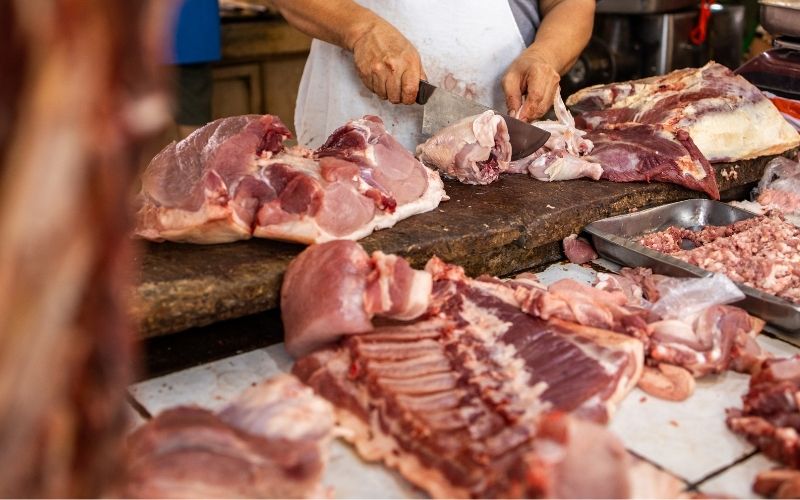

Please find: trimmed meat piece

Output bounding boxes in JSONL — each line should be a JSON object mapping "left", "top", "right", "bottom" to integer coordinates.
{"left": 563, "top": 234, "right": 598, "bottom": 264}
{"left": 511, "top": 88, "right": 603, "bottom": 182}
{"left": 416, "top": 110, "right": 511, "bottom": 185}
{"left": 281, "top": 241, "right": 432, "bottom": 358}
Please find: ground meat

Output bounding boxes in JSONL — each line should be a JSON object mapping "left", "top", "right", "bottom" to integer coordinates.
{"left": 639, "top": 214, "right": 800, "bottom": 304}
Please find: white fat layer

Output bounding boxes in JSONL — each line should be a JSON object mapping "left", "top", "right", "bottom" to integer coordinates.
{"left": 687, "top": 99, "right": 800, "bottom": 161}
{"left": 389, "top": 269, "right": 433, "bottom": 321}
{"left": 372, "top": 252, "right": 396, "bottom": 313}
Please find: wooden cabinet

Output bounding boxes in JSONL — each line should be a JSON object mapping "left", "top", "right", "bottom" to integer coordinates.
{"left": 212, "top": 18, "right": 311, "bottom": 134}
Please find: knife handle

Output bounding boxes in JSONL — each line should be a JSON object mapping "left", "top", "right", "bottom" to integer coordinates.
{"left": 416, "top": 80, "right": 435, "bottom": 106}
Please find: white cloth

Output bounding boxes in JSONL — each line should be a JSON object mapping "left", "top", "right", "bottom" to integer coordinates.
{"left": 294, "top": 0, "right": 526, "bottom": 151}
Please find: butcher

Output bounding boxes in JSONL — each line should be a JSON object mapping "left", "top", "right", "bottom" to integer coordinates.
{"left": 270, "top": 0, "right": 595, "bottom": 150}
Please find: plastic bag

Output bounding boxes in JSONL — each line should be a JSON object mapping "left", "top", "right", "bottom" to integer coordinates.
{"left": 650, "top": 273, "right": 744, "bottom": 320}
{"left": 747, "top": 156, "right": 800, "bottom": 218}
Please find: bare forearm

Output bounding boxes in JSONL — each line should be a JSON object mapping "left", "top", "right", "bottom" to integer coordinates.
{"left": 527, "top": 0, "right": 595, "bottom": 74}
{"left": 267, "top": 0, "right": 379, "bottom": 50}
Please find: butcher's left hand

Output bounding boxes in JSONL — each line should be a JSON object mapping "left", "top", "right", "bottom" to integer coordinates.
{"left": 502, "top": 51, "right": 560, "bottom": 122}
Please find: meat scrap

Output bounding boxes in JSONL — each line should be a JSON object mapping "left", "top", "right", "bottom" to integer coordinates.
{"left": 509, "top": 87, "right": 603, "bottom": 182}
{"left": 415, "top": 110, "right": 511, "bottom": 185}
{"left": 563, "top": 233, "right": 598, "bottom": 264}
{"left": 594, "top": 269, "right": 767, "bottom": 399}
{"left": 567, "top": 62, "right": 800, "bottom": 163}
{"left": 122, "top": 374, "right": 334, "bottom": 498}
{"left": 750, "top": 157, "right": 800, "bottom": 221}
{"left": 136, "top": 115, "right": 446, "bottom": 244}
{"left": 727, "top": 356, "right": 800, "bottom": 496}
{"left": 754, "top": 468, "right": 800, "bottom": 498}
{"left": 638, "top": 214, "right": 800, "bottom": 304}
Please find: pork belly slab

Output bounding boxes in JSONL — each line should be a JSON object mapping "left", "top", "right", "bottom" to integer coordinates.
{"left": 122, "top": 375, "right": 334, "bottom": 498}
{"left": 293, "top": 322, "right": 640, "bottom": 498}
{"left": 567, "top": 62, "right": 800, "bottom": 162}
{"left": 136, "top": 115, "right": 445, "bottom": 244}
{"left": 287, "top": 241, "right": 644, "bottom": 498}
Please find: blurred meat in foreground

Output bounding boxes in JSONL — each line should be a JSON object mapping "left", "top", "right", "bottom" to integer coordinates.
{"left": 0, "top": 0, "right": 168, "bottom": 496}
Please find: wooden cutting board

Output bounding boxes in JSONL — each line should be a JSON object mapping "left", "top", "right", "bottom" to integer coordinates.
{"left": 132, "top": 155, "right": 781, "bottom": 338}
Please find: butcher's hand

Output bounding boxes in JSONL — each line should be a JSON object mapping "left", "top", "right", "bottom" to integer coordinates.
{"left": 501, "top": 50, "right": 560, "bottom": 122}
{"left": 348, "top": 19, "right": 426, "bottom": 105}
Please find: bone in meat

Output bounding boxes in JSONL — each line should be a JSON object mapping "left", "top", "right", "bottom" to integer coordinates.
{"left": 136, "top": 115, "right": 446, "bottom": 244}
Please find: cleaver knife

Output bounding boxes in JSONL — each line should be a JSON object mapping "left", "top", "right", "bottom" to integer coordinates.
{"left": 416, "top": 80, "right": 550, "bottom": 161}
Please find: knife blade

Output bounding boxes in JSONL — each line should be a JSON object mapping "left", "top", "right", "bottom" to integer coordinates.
{"left": 416, "top": 80, "right": 550, "bottom": 161}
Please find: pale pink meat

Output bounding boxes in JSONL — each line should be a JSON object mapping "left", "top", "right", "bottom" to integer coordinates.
{"left": 136, "top": 115, "right": 446, "bottom": 244}
{"left": 281, "top": 241, "right": 432, "bottom": 358}
{"left": 415, "top": 110, "right": 511, "bottom": 185}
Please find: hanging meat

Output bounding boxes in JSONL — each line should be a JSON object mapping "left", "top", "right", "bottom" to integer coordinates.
{"left": 136, "top": 115, "right": 446, "bottom": 244}
{"left": 0, "top": 0, "right": 167, "bottom": 496}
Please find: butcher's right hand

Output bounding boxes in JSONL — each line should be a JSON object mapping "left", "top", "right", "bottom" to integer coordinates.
{"left": 348, "top": 19, "right": 426, "bottom": 105}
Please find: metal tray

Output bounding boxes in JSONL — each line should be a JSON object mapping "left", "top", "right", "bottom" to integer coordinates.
{"left": 585, "top": 199, "right": 800, "bottom": 333}
{"left": 760, "top": 0, "right": 800, "bottom": 37}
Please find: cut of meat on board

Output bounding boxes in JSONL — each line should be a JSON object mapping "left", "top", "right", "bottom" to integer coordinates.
{"left": 727, "top": 356, "right": 800, "bottom": 474}
{"left": 415, "top": 110, "right": 511, "bottom": 185}
{"left": 136, "top": 114, "right": 446, "bottom": 244}
{"left": 121, "top": 375, "right": 335, "bottom": 498}
{"left": 584, "top": 123, "right": 720, "bottom": 199}
{"left": 567, "top": 62, "right": 800, "bottom": 162}
{"left": 281, "top": 241, "right": 432, "bottom": 358}
{"left": 510, "top": 87, "right": 603, "bottom": 182}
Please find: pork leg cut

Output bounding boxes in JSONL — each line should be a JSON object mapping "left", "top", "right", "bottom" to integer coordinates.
{"left": 136, "top": 115, "right": 446, "bottom": 244}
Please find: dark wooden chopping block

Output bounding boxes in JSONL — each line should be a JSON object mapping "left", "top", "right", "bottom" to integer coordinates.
{"left": 132, "top": 154, "right": 786, "bottom": 338}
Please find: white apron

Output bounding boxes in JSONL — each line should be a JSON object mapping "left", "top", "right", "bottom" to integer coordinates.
{"left": 294, "top": 0, "right": 526, "bottom": 151}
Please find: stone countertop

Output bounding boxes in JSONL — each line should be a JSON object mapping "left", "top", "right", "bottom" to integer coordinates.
{"left": 132, "top": 155, "right": 778, "bottom": 338}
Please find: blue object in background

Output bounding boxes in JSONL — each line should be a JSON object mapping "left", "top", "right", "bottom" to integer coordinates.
{"left": 170, "top": 0, "right": 221, "bottom": 65}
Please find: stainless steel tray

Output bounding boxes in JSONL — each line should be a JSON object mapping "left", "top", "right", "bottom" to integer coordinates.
{"left": 760, "top": 0, "right": 800, "bottom": 38}
{"left": 585, "top": 199, "right": 800, "bottom": 333}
